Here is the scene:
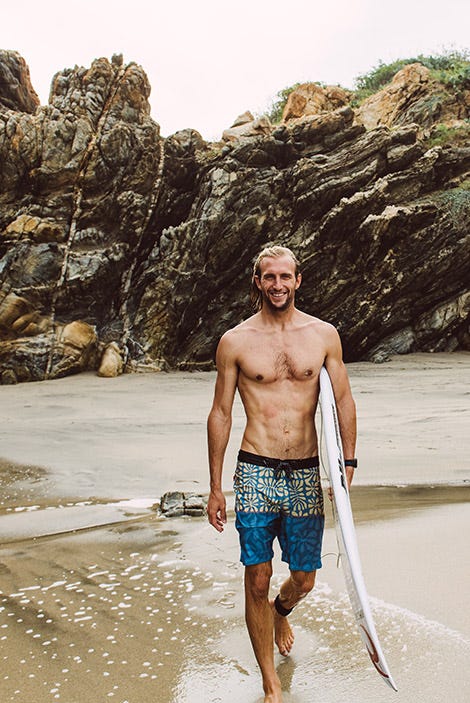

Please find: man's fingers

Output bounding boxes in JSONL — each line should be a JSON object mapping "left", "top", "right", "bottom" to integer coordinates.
{"left": 207, "top": 492, "right": 226, "bottom": 532}
{"left": 208, "top": 505, "right": 226, "bottom": 532}
{"left": 211, "top": 511, "right": 224, "bottom": 533}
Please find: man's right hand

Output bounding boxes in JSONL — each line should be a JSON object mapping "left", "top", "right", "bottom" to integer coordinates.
{"left": 207, "top": 489, "right": 227, "bottom": 532}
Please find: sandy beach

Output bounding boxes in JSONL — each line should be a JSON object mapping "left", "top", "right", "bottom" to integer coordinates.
{"left": 1, "top": 352, "right": 469, "bottom": 702}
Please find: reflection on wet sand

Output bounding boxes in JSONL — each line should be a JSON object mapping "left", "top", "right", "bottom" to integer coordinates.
{"left": 1, "top": 489, "right": 470, "bottom": 703}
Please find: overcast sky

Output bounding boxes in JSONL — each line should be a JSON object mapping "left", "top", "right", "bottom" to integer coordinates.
{"left": 3, "top": 0, "right": 468, "bottom": 140}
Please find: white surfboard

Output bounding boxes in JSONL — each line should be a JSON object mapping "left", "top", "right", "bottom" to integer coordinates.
{"left": 319, "top": 366, "right": 398, "bottom": 691}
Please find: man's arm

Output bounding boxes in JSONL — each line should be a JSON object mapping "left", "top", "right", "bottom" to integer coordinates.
{"left": 324, "top": 325, "right": 357, "bottom": 488}
{"left": 207, "top": 332, "right": 239, "bottom": 532}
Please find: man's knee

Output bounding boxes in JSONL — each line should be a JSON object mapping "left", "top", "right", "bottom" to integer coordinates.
{"left": 290, "top": 570, "right": 316, "bottom": 597}
{"left": 245, "top": 562, "right": 273, "bottom": 601}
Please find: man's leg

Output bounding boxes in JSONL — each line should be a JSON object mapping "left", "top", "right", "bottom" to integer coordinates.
{"left": 271, "top": 570, "right": 316, "bottom": 656}
{"left": 244, "top": 561, "right": 283, "bottom": 703}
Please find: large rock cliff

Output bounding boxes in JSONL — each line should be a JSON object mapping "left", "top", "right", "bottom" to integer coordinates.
{"left": 0, "top": 50, "right": 469, "bottom": 382}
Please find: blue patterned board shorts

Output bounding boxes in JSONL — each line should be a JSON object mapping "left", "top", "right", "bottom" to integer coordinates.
{"left": 234, "top": 450, "right": 324, "bottom": 572}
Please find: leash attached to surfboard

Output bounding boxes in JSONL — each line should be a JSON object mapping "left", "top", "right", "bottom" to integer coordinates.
{"left": 319, "top": 366, "right": 398, "bottom": 692}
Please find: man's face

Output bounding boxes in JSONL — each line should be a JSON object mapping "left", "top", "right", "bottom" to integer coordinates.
{"left": 255, "top": 255, "right": 301, "bottom": 312}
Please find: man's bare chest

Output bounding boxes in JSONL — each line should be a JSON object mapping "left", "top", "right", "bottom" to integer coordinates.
{"left": 239, "top": 344, "right": 323, "bottom": 383}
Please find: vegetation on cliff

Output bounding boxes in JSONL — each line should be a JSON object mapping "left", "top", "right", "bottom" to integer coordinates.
{"left": 354, "top": 49, "right": 470, "bottom": 101}
{"left": 267, "top": 49, "right": 470, "bottom": 121}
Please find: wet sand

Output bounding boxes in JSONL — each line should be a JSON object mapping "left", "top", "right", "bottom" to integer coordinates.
{"left": 0, "top": 352, "right": 469, "bottom": 702}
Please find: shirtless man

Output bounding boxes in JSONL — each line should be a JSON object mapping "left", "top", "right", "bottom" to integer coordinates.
{"left": 207, "top": 245, "right": 356, "bottom": 703}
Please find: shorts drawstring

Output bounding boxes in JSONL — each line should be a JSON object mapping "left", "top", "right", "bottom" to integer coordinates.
{"left": 274, "top": 461, "right": 296, "bottom": 481}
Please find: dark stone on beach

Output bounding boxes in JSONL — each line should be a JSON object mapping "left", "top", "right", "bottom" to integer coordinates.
{"left": 0, "top": 50, "right": 469, "bottom": 382}
{"left": 159, "top": 492, "right": 207, "bottom": 518}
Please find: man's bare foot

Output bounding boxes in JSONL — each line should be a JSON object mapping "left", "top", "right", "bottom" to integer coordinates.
{"left": 270, "top": 599, "right": 295, "bottom": 656}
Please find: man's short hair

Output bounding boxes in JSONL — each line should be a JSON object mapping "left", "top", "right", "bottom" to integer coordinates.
{"left": 250, "top": 245, "right": 301, "bottom": 311}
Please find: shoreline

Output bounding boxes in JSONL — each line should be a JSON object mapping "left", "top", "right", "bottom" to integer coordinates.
{"left": 1, "top": 480, "right": 470, "bottom": 541}
{"left": 0, "top": 352, "right": 468, "bottom": 505}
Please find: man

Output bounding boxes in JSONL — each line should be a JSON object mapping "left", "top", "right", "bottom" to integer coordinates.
{"left": 207, "top": 245, "right": 356, "bottom": 703}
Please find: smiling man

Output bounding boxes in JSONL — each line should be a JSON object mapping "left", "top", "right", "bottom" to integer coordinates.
{"left": 207, "top": 245, "right": 356, "bottom": 703}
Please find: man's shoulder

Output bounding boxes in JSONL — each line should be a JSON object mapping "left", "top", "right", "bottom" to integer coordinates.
{"left": 222, "top": 314, "right": 261, "bottom": 338}
{"left": 297, "top": 310, "right": 338, "bottom": 335}
{"left": 218, "top": 315, "right": 259, "bottom": 352}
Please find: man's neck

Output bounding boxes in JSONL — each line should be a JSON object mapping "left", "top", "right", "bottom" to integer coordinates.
{"left": 259, "top": 304, "right": 298, "bottom": 328}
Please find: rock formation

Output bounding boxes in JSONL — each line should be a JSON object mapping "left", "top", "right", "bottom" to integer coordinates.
{"left": 282, "top": 83, "right": 351, "bottom": 121}
{"left": 222, "top": 111, "right": 272, "bottom": 141}
{"left": 355, "top": 63, "right": 470, "bottom": 133}
{"left": 0, "top": 51, "right": 469, "bottom": 383}
{"left": 0, "top": 49, "right": 39, "bottom": 113}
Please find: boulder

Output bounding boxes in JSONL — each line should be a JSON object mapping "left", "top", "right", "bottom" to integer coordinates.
{"left": 356, "top": 63, "right": 470, "bottom": 132}
{"left": 0, "top": 293, "right": 51, "bottom": 339}
{"left": 222, "top": 112, "right": 272, "bottom": 141}
{"left": 0, "top": 321, "right": 97, "bottom": 383}
{"left": 97, "top": 342, "right": 124, "bottom": 377}
{"left": 59, "top": 320, "right": 97, "bottom": 358}
{"left": 282, "top": 83, "right": 351, "bottom": 121}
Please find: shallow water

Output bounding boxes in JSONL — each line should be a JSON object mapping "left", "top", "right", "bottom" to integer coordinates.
{"left": 1, "top": 492, "right": 469, "bottom": 703}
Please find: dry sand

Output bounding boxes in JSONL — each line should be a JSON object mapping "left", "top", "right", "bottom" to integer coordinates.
{"left": 0, "top": 352, "right": 469, "bottom": 703}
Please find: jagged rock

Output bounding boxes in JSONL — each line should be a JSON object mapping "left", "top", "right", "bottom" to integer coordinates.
{"left": 231, "top": 111, "right": 256, "bottom": 127}
{"left": 282, "top": 83, "right": 351, "bottom": 121}
{"left": 158, "top": 492, "right": 206, "bottom": 517}
{"left": 0, "top": 51, "right": 469, "bottom": 382}
{"left": 0, "top": 301, "right": 97, "bottom": 381}
{"left": 5, "top": 215, "right": 66, "bottom": 243}
{"left": 222, "top": 113, "right": 272, "bottom": 141}
{"left": 0, "top": 49, "right": 39, "bottom": 113}
{"left": 355, "top": 63, "right": 470, "bottom": 132}
{"left": 0, "top": 292, "right": 51, "bottom": 338}
{"left": 0, "top": 321, "right": 98, "bottom": 382}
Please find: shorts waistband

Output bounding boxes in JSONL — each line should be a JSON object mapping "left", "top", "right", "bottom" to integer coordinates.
{"left": 238, "top": 449, "right": 319, "bottom": 470}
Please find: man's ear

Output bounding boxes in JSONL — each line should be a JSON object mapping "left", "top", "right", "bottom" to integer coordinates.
{"left": 295, "top": 273, "right": 302, "bottom": 290}
{"left": 254, "top": 275, "right": 262, "bottom": 290}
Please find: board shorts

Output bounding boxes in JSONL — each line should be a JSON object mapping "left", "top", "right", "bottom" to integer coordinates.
{"left": 234, "top": 449, "right": 324, "bottom": 572}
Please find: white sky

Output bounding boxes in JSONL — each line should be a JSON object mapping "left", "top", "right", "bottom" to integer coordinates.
{"left": 3, "top": 0, "right": 468, "bottom": 140}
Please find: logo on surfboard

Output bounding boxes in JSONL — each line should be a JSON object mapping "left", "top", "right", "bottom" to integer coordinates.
{"left": 360, "top": 624, "right": 390, "bottom": 681}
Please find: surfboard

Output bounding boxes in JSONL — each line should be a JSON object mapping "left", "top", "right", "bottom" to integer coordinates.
{"left": 319, "top": 366, "right": 398, "bottom": 691}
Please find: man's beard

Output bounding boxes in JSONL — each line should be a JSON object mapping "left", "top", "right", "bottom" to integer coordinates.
{"left": 261, "top": 289, "right": 294, "bottom": 312}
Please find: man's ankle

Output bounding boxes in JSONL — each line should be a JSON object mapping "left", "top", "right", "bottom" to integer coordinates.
{"left": 263, "top": 674, "right": 281, "bottom": 693}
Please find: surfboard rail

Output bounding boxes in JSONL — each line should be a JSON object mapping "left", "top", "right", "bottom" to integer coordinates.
{"left": 319, "top": 366, "right": 398, "bottom": 692}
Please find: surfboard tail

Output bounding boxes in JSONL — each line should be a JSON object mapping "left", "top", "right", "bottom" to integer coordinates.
{"left": 359, "top": 623, "right": 398, "bottom": 691}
